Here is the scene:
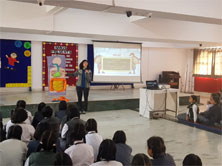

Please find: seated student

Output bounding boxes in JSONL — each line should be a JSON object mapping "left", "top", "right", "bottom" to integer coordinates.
{"left": 186, "top": 95, "right": 199, "bottom": 123}
{"left": 40, "top": 106, "right": 60, "bottom": 135}
{"left": 56, "top": 101, "right": 68, "bottom": 122}
{"left": 6, "top": 109, "right": 17, "bottom": 135}
{"left": 65, "top": 123, "right": 94, "bottom": 166}
{"left": 131, "top": 153, "right": 152, "bottom": 166}
{"left": 0, "top": 125, "right": 27, "bottom": 166}
{"left": 25, "top": 130, "right": 57, "bottom": 166}
{"left": 147, "top": 136, "right": 175, "bottom": 166}
{"left": 198, "top": 93, "right": 222, "bottom": 125}
{"left": 61, "top": 104, "right": 85, "bottom": 146}
{"left": 183, "top": 154, "right": 202, "bottom": 166}
{"left": 7, "top": 108, "right": 35, "bottom": 144}
{"left": 32, "top": 102, "right": 46, "bottom": 129}
{"left": 0, "top": 112, "right": 6, "bottom": 142}
{"left": 60, "top": 104, "right": 73, "bottom": 133}
{"left": 85, "top": 118, "right": 103, "bottom": 162}
{"left": 16, "top": 100, "right": 32, "bottom": 124}
{"left": 27, "top": 122, "right": 49, "bottom": 157}
{"left": 112, "top": 130, "right": 132, "bottom": 166}
{"left": 54, "top": 152, "right": 73, "bottom": 166}
{"left": 91, "top": 139, "right": 123, "bottom": 166}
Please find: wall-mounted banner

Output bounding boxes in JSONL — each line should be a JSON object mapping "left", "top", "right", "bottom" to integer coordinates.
{"left": 0, "top": 39, "right": 31, "bottom": 87}
{"left": 47, "top": 55, "right": 66, "bottom": 95}
{"left": 42, "top": 42, "right": 78, "bottom": 90}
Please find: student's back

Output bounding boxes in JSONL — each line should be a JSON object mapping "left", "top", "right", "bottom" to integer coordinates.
{"left": 0, "top": 125, "right": 27, "bottom": 166}
{"left": 151, "top": 153, "right": 175, "bottom": 166}
{"left": 28, "top": 151, "right": 56, "bottom": 166}
{"left": 115, "top": 143, "right": 132, "bottom": 166}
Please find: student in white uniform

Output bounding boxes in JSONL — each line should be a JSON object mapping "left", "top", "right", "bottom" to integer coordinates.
{"left": 85, "top": 118, "right": 103, "bottom": 161}
{"left": 0, "top": 125, "right": 27, "bottom": 166}
{"left": 91, "top": 139, "right": 123, "bottom": 166}
{"left": 16, "top": 100, "right": 32, "bottom": 124}
{"left": 65, "top": 122, "right": 94, "bottom": 166}
{"left": 6, "top": 108, "right": 35, "bottom": 144}
{"left": 186, "top": 95, "right": 199, "bottom": 123}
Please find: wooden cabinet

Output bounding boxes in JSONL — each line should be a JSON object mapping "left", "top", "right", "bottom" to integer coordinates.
{"left": 160, "top": 71, "right": 180, "bottom": 89}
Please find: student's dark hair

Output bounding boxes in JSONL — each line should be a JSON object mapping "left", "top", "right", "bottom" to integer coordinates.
{"left": 11, "top": 108, "right": 28, "bottom": 123}
{"left": 183, "top": 154, "right": 202, "bottom": 166}
{"left": 54, "top": 152, "right": 73, "bottom": 166}
{"left": 211, "top": 93, "right": 220, "bottom": 104}
{"left": 97, "top": 139, "right": 116, "bottom": 162}
{"left": 59, "top": 101, "right": 67, "bottom": 111}
{"left": 132, "top": 153, "right": 152, "bottom": 166}
{"left": 42, "top": 106, "right": 53, "bottom": 118}
{"left": 16, "top": 100, "right": 26, "bottom": 109}
{"left": 79, "top": 59, "right": 90, "bottom": 70}
{"left": 38, "top": 102, "right": 46, "bottom": 113}
{"left": 147, "top": 136, "right": 166, "bottom": 158}
{"left": 67, "top": 104, "right": 80, "bottom": 120}
{"left": 85, "top": 118, "right": 98, "bottom": 133}
{"left": 39, "top": 130, "right": 57, "bottom": 151}
{"left": 112, "top": 130, "right": 126, "bottom": 144}
{"left": 190, "top": 95, "right": 198, "bottom": 103}
{"left": 7, "top": 125, "right": 22, "bottom": 140}
{"left": 69, "top": 122, "right": 85, "bottom": 142}
{"left": 34, "top": 122, "right": 50, "bottom": 140}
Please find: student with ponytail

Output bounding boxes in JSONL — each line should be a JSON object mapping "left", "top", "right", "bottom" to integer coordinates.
{"left": 24, "top": 130, "right": 57, "bottom": 166}
{"left": 65, "top": 122, "right": 94, "bottom": 166}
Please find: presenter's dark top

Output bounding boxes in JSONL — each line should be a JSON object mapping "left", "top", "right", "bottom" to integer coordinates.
{"left": 151, "top": 153, "right": 176, "bottom": 166}
{"left": 68, "top": 69, "right": 92, "bottom": 88}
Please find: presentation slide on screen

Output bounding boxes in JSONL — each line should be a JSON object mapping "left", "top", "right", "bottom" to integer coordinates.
{"left": 93, "top": 42, "right": 141, "bottom": 83}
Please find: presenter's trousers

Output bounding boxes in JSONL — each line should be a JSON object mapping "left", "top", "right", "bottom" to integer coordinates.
{"left": 76, "top": 87, "right": 89, "bottom": 112}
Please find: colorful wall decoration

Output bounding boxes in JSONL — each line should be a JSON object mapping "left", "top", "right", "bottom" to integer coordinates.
{"left": 47, "top": 55, "right": 66, "bottom": 95}
{"left": 0, "top": 39, "right": 31, "bottom": 87}
{"left": 42, "top": 42, "right": 78, "bottom": 90}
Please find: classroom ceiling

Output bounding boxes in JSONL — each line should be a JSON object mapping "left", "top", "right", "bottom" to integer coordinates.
{"left": 9, "top": 0, "right": 222, "bottom": 25}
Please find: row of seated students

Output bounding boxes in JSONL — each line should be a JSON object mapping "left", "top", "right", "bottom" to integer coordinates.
{"left": 0, "top": 100, "right": 203, "bottom": 166}
{"left": 185, "top": 93, "right": 222, "bottom": 126}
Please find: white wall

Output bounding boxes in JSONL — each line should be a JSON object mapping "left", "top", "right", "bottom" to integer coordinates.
{"left": 141, "top": 48, "right": 193, "bottom": 90}
{"left": 31, "top": 41, "right": 42, "bottom": 91}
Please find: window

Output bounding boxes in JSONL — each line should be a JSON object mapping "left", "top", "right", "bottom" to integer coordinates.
{"left": 193, "top": 49, "right": 222, "bottom": 77}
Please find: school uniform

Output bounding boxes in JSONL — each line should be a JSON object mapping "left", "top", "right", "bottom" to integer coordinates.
{"left": 151, "top": 153, "right": 176, "bottom": 166}
{"left": 85, "top": 131, "right": 103, "bottom": 161}
{"left": 32, "top": 111, "right": 44, "bottom": 129}
{"left": 25, "top": 151, "right": 56, "bottom": 166}
{"left": 55, "top": 110, "right": 67, "bottom": 122}
{"left": 198, "top": 103, "right": 222, "bottom": 125}
{"left": 115, "top": 143, "right": 132, "bottom": 166}
{"left": 65, "top": 140, "right": 94, "bottom": 166}
{"left": 186, "top": 103, "right": 199, "bottom": 122}
{"left": 0, "top": 139, "right": 27, "bottom": 166}
{"left": 90, "top": 161, "right": 123, "bottom": 166}
{"left": 6, "top": 122, "right": 35, "bottom": 144}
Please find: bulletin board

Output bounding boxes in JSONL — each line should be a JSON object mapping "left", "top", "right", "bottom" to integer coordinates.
{"left": 42, "top": 42, "right": 78, "bottom": 90}
{"left": 0, "top": 39, "right": 31, "bottom": 87}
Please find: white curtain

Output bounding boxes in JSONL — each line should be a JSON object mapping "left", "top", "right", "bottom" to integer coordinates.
{"left": 181, "top": 50, "right": 194, "bottom": 93}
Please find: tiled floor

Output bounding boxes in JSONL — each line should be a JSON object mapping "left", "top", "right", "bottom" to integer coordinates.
{"left": 80, "top": 110, "right": 221, "bottom": 166}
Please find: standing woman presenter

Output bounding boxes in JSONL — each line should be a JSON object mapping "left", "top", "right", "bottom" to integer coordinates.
{"left": 67, "top": 60, "right": 92, "bottom": 114}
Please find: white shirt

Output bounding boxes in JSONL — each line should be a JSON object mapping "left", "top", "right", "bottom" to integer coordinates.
{"left": 85, "top": 131, "right": 103, "bottom": 161}
{"left": 90, "top": 161, "right": 123, "bottom": 166}
{"left": 186, "top": 104, "right": 198, "bottom": 122}
{"left": 6, "top": 122, "right": 35, "bottom": 144}
{"left": 61, "top": 123, "right": 68, "bottom": 138}
{"left": 65, "top": 140, "right": 94, "bottom": 166}
{"left": 0, "top": 139, "right": 27, "bottom": 166}
{"left": 24, "top": 109, "right": 32, "bottom": 125}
